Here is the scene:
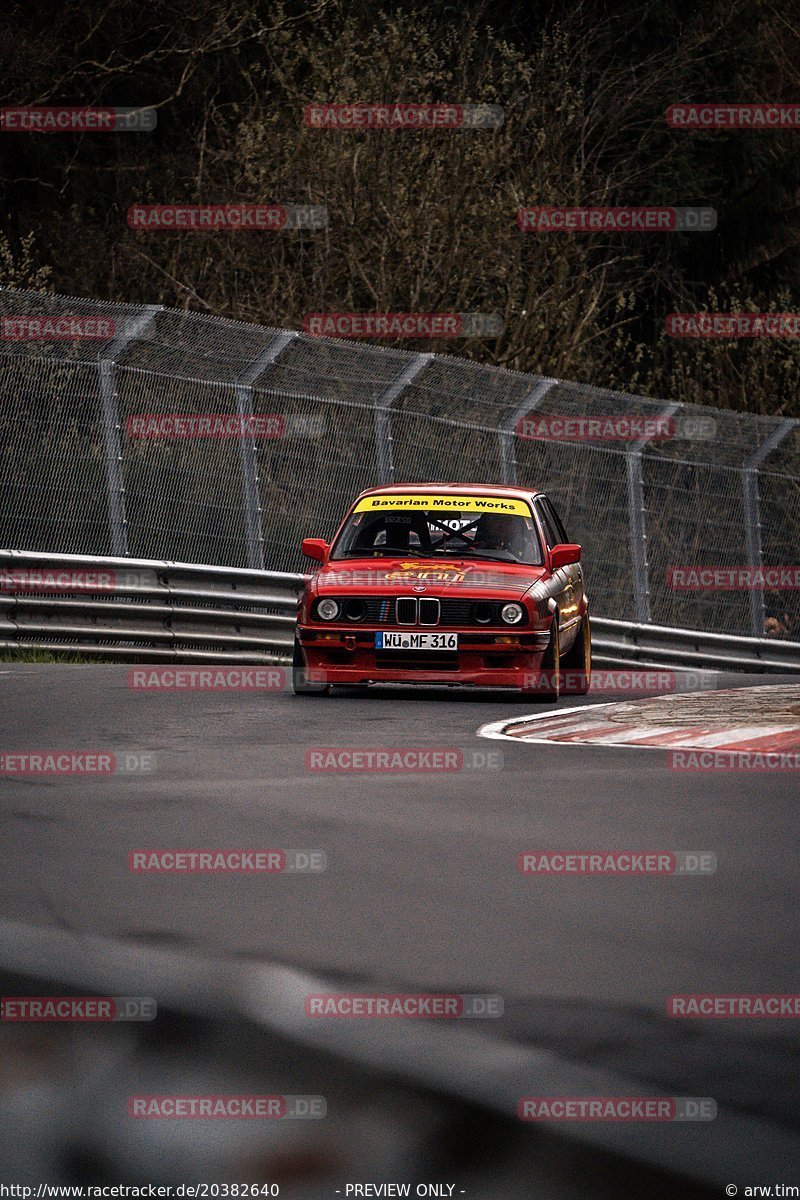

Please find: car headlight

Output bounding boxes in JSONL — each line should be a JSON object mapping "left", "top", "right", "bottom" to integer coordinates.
{"left": 316, "top": 598, "right": 340, "bottom": 621}
{"left": 500, "top": 602, "right": 524, "bottom": 625}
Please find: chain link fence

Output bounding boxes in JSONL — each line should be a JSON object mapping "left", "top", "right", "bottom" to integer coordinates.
{"left": 1, "top": 286, "right": 798, "bottom": 638}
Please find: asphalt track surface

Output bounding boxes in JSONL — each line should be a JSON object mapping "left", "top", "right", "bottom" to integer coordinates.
{"left": 1, "top": 665, "right": 798, "bottom": 1140}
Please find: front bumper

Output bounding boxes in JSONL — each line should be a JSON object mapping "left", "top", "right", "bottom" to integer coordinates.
{"left": 297, "top": 625, "right": 551, "bottom": 688}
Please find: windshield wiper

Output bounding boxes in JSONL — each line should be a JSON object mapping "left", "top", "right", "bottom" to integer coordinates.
{"left": 460, "top": 549, "right": 522, "bottom": 563}
{"left": 338, "top": 547, "right": 428, "bottom": 558}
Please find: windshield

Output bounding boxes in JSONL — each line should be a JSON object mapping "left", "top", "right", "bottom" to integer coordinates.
{"left": 331, "top": 495, "right": 544, "bottom": 565}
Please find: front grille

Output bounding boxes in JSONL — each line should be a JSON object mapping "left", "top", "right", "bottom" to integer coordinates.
{"left": 333, "top": 597, "right": 527, "bottom": 627}
{"left": 396, "top": 597, "right": 417, "bottom": 624}
{"left": 419, "top": 598, "right": 440, "bottom": 625}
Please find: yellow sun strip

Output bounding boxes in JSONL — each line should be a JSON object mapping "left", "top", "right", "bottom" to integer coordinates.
{"left": 354, "top": 494, "right": 531, "bottom": 515}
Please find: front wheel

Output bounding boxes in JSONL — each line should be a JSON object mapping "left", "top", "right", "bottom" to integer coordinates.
{"left": 292, "top": 636, "right": 331, "bottom": 695}
{"left": 560, "top": 612, "right": 591, "bottom": 695}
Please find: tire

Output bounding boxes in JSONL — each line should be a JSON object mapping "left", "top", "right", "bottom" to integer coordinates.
{"left": 560, "top": 612, "right": 591, "bottom": 695}
{"left": 292, "top": 636, "right": 331, "bottom": 695}
{"left": 521, "top": 619, "right": 560, "bottom": 701}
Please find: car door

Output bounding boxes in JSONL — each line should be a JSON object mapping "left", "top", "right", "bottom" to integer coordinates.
{"left": 545, "top": 494, "right": 586, "bottom": 628}
{"left": 533, "top": 495, "right": 583, "bottom": 651}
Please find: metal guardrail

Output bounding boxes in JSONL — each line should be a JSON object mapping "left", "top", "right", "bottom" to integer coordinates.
{"left": 0, "top": 549, "right": 302, "bottom": 662}
{"left": 590, "top": 616, "right": 800, "bottom": 674}
{"left": 2, "top": 549, "right": 799, "bottom": 672}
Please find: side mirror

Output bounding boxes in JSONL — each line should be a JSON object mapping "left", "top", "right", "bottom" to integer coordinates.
{"left": 301, "top": 537, "right": 329, "bottom": 562}
{"left": 550, "top": 543, "right": 581, "bottom": 570}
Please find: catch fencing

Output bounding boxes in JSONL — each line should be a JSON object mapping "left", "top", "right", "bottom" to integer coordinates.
{"left": 1, "top": 286, "right": 798, "bottom": 638}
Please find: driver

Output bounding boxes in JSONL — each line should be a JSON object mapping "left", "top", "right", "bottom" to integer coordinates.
{"left": 470, "top": 513, "right": 524, "bottom": 555}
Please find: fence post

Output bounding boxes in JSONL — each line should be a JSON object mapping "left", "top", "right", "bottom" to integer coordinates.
{"left": 235, "top": 331, "right": 299, "bottom": 570}
{"left": 374, "top": 353, "right": 434, "bottom": 483}
{"left": 498, "top": 377, "right": 559, "bottom": 484}
{"left": 98, "top": 305, "right": 163, "bottom": 556}
{"left": 743, "top": 418, "right": 796, "bottom": 637}
{"left": 626, "top": 403, "right": 679, "bottom": 624}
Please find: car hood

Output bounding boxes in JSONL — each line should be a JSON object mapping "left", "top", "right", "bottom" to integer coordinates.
{"left": 312, "top": 557, "right": 547, "bottom": 601}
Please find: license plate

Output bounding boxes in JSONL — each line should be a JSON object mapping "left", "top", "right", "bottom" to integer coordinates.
{"left": 376, "top": 631, "right": 458, "bottom": 651}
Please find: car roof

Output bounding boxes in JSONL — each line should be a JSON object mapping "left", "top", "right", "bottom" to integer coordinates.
{"left": 355, "top": 482, "right": 543, "bottom": 501}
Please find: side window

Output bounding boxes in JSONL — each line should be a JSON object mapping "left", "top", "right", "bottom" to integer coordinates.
{"left": 543, "top": 497, "right": 569, "bottom": 545}
{"left": 533, "top": 499, "right": 560, "bottom": 550}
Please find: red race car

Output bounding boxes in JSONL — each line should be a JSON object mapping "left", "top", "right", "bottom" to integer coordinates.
{"left": 293, "top": 483, "right": 590, "bottom": 698}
